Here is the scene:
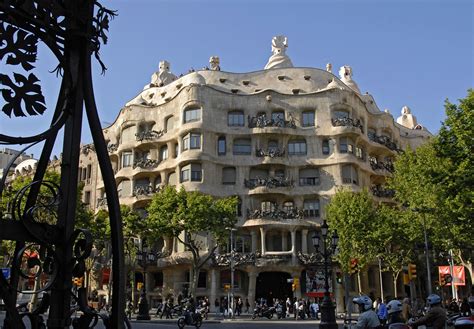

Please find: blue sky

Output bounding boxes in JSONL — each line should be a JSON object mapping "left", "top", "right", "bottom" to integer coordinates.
{"left": 1, "top": 0, "right": 473, "bottom": 158}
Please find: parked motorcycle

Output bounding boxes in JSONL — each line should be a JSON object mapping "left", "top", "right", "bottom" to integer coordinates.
{"left": 275, "top": 302, "right": 285, "bottom": 319}
{"left": 251, "top": 304, "right": 275, "bottom": 320}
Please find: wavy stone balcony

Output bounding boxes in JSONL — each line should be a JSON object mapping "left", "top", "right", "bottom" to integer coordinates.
{"left": 244, "top": 176, "right": 293, "bottom": 189}
{"left": 331, "top": 117, "right": 363, "bottom": 133}
{"left": 248, "top": 115, "right": 296, "bottom": 129}
{"left": 135, "top": 129, "right": 164, "bottom": 142}
{"left": 212, "top": 251, "right": 292, "bottom": 267}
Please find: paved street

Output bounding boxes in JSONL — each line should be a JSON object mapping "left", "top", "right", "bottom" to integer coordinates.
{"left": 1, "top": 311, "right": 343, "bottom": 328}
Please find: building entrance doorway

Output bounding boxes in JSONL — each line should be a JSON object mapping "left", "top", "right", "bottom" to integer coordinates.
{"left": 255, "top": 272, "right": 292, "bottom": 305}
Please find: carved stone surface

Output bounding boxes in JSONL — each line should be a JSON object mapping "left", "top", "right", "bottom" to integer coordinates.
{"left": 248, "top": 114, "right": 296, "bottom": 129}
{"left": 246, "top": 207, "right": 304, "bottom": 220}
{"left": 244, "top": 176, "right": 293, "bottom": 189}
{"left": 264, "top": 35, "right": 293, "bottom": 70}
{"left": 331, "top": 117, "right": 363, "bottom": 132}
{"left": 135, "top": 129, "right": 164, "bottom": 142}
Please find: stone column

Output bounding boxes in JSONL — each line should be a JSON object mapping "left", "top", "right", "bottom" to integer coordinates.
{"left": 290, "top": 230, "right": 297, "bottom": 265}
{"left": 301, "top": 229, "right": 308, "bottom": 253}
{"left": 247, "top": 271, "right": 258, "bottom": 310}
{"left": 260, "top": 227, "right": 266, "bottom": 255}
{"left": 145, "top": 270, "right": 152, "bottom": 305}
{"left": 210, "top": 269, "right": 218, "bottom": 312}
{"left": 250, "top": 230, "right": 258, "bottom": 253}
{"left": 282, "top": 231, "right": 288, "bottom": 251}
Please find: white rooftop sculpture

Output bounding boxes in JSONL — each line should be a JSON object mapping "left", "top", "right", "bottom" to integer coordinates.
{"left": 338, "top": 65, "right": 361, "bottom": 94}
{"left": 397, "top": 106, "right": 419, "bottom": 129}
{"left": 145, "top": 60, "right": 177, "bottom": 89}
{"left": 264, "top": 35, "right": 294, "bottom": 70}
{"left": 209, "top": 56, "right": 221, "bottom": 71}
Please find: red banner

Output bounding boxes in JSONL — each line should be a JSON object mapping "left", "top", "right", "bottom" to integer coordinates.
{"left": 102, "top": 268, "right": 110, "bottom": 285}
{"left": 438, "top": 266, "right": 465, "bottom": 286}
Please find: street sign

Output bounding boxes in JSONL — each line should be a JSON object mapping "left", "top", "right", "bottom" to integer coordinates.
{"left": 287, "top": 278, "right": 294, "bottom": 283}
{"left": 1, "top": 268, "right": 10, "bottom": 280}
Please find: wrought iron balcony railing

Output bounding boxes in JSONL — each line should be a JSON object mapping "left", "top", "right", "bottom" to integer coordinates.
{"left": 246, "top": 207, "right": 304, "bottom": 220}
{"left": 371, "top": 185, "right": 395, "bottom": 198}
{"left": 368, "top": 133, "right": 399, "bottom": 152}
{"left": 255, "top": 147, "right": 285, "bottom": 158}
{"left": 107, "top": 143, "right": 118, "bottom": 153}
{"left": 331, "top": 117, "right": 363, "bottom": 132}
{"left": 81, "top": 143, "right": 96, "bottom": 155}
{"left": 133, "top": 158, "right": 159, "bottom": 169}
{"left": 369, "top": 158, "right": 394, "bottom": 173}
{"left": 132, "top": 185, "right": 154, "bottom": 197}
{"left": 97, "top": 197, "right": 108, "bottom": 208}
{"left": 135, "top": 129, "right": 164, "bottom": 142}
{"left": 244, "top": 176, "right": 293, "bottom": 189}
{"left": 248, "top": 115, "right": 296, "bottom": 129}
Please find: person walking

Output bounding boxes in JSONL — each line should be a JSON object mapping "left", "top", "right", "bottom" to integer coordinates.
{"left": 245, "top": 298, "right": 250, "bottom": 314}
{"left": 401, "top": 298, "right": 412, "bottom": 322}
{"left": 377, "top": 298, "right": 388, "bottom": 325}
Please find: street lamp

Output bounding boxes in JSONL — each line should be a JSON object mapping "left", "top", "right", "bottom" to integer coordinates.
{"left": 226, "top": 227, "right": 237, "bottom": 319}
{"left": 136, "top": 240, "right": 157, "bottom": 321}
{"left": 312, "top": 220, "right": 338, "bottom": 329}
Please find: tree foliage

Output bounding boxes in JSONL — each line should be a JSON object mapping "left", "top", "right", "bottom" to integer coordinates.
{"left": 325, "top": 188, "right": 378, "bottom": 273}
{"left": 146, "top": 185, "right": 238, "bottom": 298}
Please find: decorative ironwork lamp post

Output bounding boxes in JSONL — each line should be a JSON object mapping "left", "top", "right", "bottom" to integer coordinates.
{"left": 136, "top": 242, "right": 156, "bottom": 321}
{"left": 312, "top": 220, "right": 339, "bottom": 329}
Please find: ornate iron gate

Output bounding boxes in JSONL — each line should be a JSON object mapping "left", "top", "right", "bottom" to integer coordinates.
{"left": 0, "top": 1, "right": 126, "bottom": 328}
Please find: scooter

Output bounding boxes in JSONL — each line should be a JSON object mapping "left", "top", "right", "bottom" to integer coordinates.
{"left": 177, "top": 306, "right": 203, "bottom": 328}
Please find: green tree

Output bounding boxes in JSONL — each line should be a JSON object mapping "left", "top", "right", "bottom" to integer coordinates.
{"left": 325, "top": 188, "right": 378, "bottom": 292}
{"left": 435, "top": 90, "right": 474, "bottom": 280}
{"left": 146, "top": 186, "right": 237, "bottom": 298}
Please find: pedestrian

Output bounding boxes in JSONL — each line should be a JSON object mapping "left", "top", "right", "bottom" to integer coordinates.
{"left": 222, "top": 297, "right": 228, "bottom": 318}
{"left": 215, "top": 297, "right": 220, "bottom": 315}
{"left": 377, "top": 298, "right": 388, "bottom": 325}
{"left": 311, "top": 299, "right": 319, "bottom": 319}
{"left": 402, "top": 297, "right": 412, "bottom": 321}
{"left": 294, "top": 298, "right": 299, "bottom": 320}
{"left": 236, "top": 297, "right": 242, "bottom": 316}
{"left": 245, "top": 298, "right": 250, "bottom": 313}
{"left": 286, "top": 297, "right": 292, "bottom": 318}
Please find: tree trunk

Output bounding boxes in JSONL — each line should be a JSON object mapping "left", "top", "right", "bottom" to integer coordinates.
{"left": 357, "top": 272, "right": 362, "bottom": 293}
{"left": 392, "top": 271, "right": 399, "bottom": 298}
{"left": 190, "top": 265, "right": 200, "bottom": 299}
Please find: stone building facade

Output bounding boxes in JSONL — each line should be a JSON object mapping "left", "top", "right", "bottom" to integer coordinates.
{"left": 78, "top": 36, "right": 431, "bottom": 311}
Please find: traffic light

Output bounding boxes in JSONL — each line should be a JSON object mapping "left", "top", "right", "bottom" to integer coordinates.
{"left": 350, "top": 259, "right": 359, "bottom": 273}
{"left": 292, "top": 283, "right": 296, "bottom": 291}
{"left": 336, "top": 271, "right": 343, "bottom": 284}
{"left": 73, "top": 277, "right": 83, "bottom": 286}
{"left": 408, "top": 264, "right": 417, "bottom": 280}
{"left": 293, "top": 278, "right": 300, "bottom": 287}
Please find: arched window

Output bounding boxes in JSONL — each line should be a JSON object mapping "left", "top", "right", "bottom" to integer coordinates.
{"left": 283, "top": 201, "right": 294, "bottom": 212}
{"left": 268, "top": 140, "right": 279, "bottom": 152}
{"left": 261, "top": 201, "right": 275, "bottom": 212}
{"left": 182, "top": 132, "right": 201, "bottom": 151}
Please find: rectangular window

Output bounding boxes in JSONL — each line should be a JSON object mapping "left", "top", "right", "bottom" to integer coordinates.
{"left": 355, "top": 146, "right": 364, "bottom": 159}
{"left": 299, "top": 168, "right": 320, "bottom": 186}
{"left": 303, "top": 200, "right": 320, "bottom": 217}
{"left": 302, "top": 111, "right": 315, "bottom": 127}
{"left": 122, "top": 151, "right": 133, "bottom": 168}
{"left": 340, "top": 137, "right": 348, "bottom": 153}
{"left": 228, "top": 111, "right": 245, "bottom": 126}
{"left": 322, "top": 139, "right": 330, "bottom": 155}
{"left": 181, "top": 168, "right": 190, "bottom": 182}
{"left": 191, "top": 164, "right": 202, "bottom": 181}
{"left": 190, "top": 133, "right": 201, "bottom": 149}
{"left": 218, "top": 137, "right": 226, "bottom": 155}
{"left": 198, "top": 271, "right": 207, "bottom": 288}
{"left": 160, "top": 146, "right": 168, "bottom": 160}
{"left": 333, "top": 110, "right": 349, "bottom": 119}
{"left": 288, "top": 140, "right": 307, "bottom": 155}
{"left": 84, "top": 191, "right": 91, "bottom": 205}
{"left": 222, "top": 167, "right": 236, "bottom": 185}
{"left": 184, "top": 108, "right": 201, "bottom": 123}
{"left": 233, "top": 139, "right": 251, "bottom": 155}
